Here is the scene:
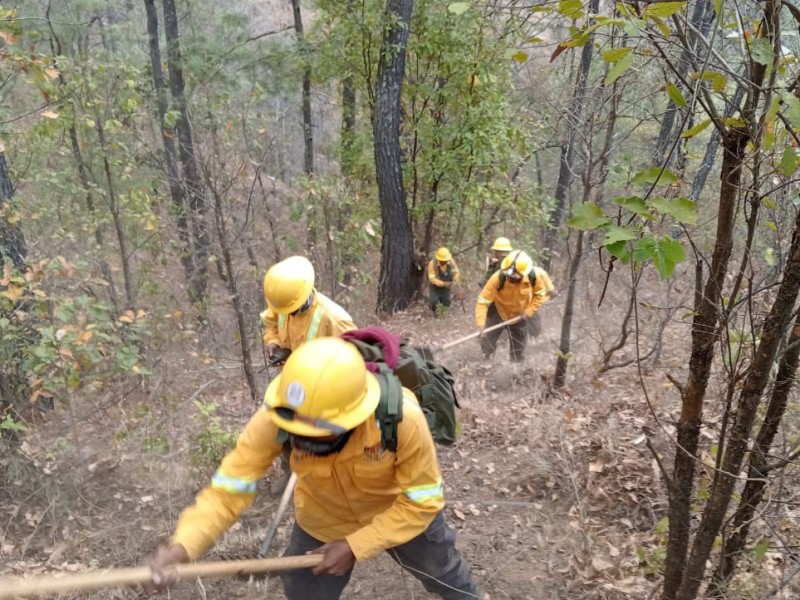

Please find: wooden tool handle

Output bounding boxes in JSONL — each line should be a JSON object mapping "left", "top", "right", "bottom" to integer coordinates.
{"left": 0, "top": 554, "right": 323, "bottom": 599}
{"left": 440, "top": 316, "right": 522, "bottom": 351}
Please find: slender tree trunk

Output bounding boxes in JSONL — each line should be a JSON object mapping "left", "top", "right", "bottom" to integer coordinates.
{"left": 653, "top": 0, "right": 714, "bottom": 168}
{"left": 209, "top": 185, "right": 258, "bottom": 403}
{"left": 542, "top": 0, "right": 599, "bottom": 271}
{"left": 291, "top": 0, "right": 314, "bottom": 175}
{"left": 0, "top": 154, "right": 26, "bottom": 272}
{"left": 374, "top": 0, "right": 416, "bottom": 313}
{"left": 662, "top": 4, "right": 778, "bottom": 595}
{"left": 554, "top": 230, "right": 583, "bottom": 387}
{"left": 143, "top": 0, "right": 194, "bottom": 293}
{"left": 712, "top": 310, "right": 800, "bottom": 593}
{"left": 96, "top": 119, "right": 135, "bottom": 307}
{"left": 162, "top": 0, "right": 209, "bottom": 310}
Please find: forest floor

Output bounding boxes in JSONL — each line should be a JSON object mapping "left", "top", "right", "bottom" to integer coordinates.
{"left": 1, "top": 283, "right": 796, "bottom": 600}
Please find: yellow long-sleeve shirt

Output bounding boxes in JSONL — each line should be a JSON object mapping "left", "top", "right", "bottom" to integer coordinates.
{"left": 171, "top": 391, "right": 444, "bottom": 561}
{"left": 475, "top": 267, "right": 554, "bottom": 328}
{"left": 261, "top": 290, "right": 356, "bottom": 349}
{"left": 427, "top": 259, "right": 460, "bottom": 288}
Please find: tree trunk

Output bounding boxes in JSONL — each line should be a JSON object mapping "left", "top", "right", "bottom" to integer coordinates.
{"left": 373, "top": 0, "right": 416, "bottom": 313}
{"left": 96, "top": 119, "right": 136, "bottom": 307}
{"left": 712, "top": 309, "right": 800, "bottom": 593}
{"left": 143, "top": 0, "right": 195, "bottom": 295}
{"left": 291, "top": 0, "right": 314, "bottom": 176}
{"left": 162, "top": 0, "right": 210, "bottom": 310}
{"left": 554, "top": 230, "right": 583, "bottom": 388}
{"left": 0, "top": 154, "right": 26, "bottom": 272}
{"left": 652, "top": 0, "right": 714, "bottom": 168}
{"left": 661, "top": 128, "right": 748, "bottom": 600}
{"left": 542, "top": 0, "right": 599, "bottom": 272}
{"left": 661, "top": 1, "right": 778, "bottom": 594}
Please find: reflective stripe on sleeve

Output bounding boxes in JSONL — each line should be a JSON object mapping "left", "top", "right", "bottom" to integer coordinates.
{"left": 211, "top": 471, "right": 257, "bottom": 494}
{"left": 278, "top": 314, "right": 286, "bottom": 330}
{"left": 477, "top": 297, "right": 492, "bottom": 306}
{"left": 404, "top": 480, "right": 444, "bottom": 503}
{"left": 535, "top": 289, "right": 549, "bottom": 296}
{"left": 306, "top": 307, "right": 324, "bottom": 341}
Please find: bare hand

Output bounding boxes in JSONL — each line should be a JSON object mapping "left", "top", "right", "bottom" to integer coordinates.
{"left": 309, "top": 539, "right": 356, "bottom": 577}
{"left": 142, "top": 544, "right": 190, "bottom": 595}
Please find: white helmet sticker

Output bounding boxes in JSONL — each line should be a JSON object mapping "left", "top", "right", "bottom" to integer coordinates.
{"left": 286, "top": 381, "right": 306, "bottom": 408}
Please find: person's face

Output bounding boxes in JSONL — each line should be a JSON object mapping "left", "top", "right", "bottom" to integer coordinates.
{"left": 438, "top": 260, "right": 448, "bottom": 268}
{"left": 493, "top": 250, "right": 509, "bottom": 261}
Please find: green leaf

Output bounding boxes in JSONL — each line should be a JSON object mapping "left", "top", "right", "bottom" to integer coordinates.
{"left": 616, "top": 195, "right": 653, "bottom": 218}
{"left": 605, "top": 52, "right": 634, "bottom": 86}
{"left": 567, "top": 202, "right": 611, "bottom": 230}
{"left": 633, "top": 236, "right": 685, "bottom": 278}
{"left": 643, "top": 1, "right": 686, "bottom": 19}
{"left": 690, "top": 71, "right": 727, "bottom": 93}
{"left": 558, "top": 0, "right": 584, "bottom": 18}
{"left": 511, "top": 50, "right": 528, "bottom": 64}
{"left": 780, "top": 146, "right": 797, "bottom": 177}
{"left": 749, "top": 37, "right": 773, "bottom": 66}
{"left": 767, "top": 221, "right": 778, "bottom": 232}
{"left": 631, "top": 166, "right": 678, "bottom": 186}
{"left": 603, "top": 226, "right": 636, "bottom": 246}
{"left": 666, "top": 82, "right": 687, "bottom": 108}
{"left": 763, "top": 197, "right": 778, "bottom": 210}
{"left": 447, "top": 2, "right": 470, "bottom": 15}
{"left": 649, "top": 197, "right": 697, "bottom": 224}
{"left": 753, "top": 539, "right": 770, "bottom": 563}
{"left": 606, "top": 240, "right": 632, "bottom": 264}
{"left": 764, "top": 247, "right": 777, "bottom": 266}
{"left": 602, "top": 47, "right": 632, "bottom": 63}
{"left": 714, "top": 0, "right": 723, "bottom": 17}
{"left": 682, "top": 119, "right": 712, "bottom": 139}
{"left": 783, "top": 93, "right": 800, "bottom": 131}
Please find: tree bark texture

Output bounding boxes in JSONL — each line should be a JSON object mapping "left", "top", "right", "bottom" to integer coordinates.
{"left": 162, "top": 0, "right": 210, "bottom": 309}
{"left": 373, "top": 0, "right": 416, "bottom": 313}
{"left": 143, "top": 0, "right": 195, "bottom": 292}
{"left": 0, "top": 154, "right": 26, "bottom": 272}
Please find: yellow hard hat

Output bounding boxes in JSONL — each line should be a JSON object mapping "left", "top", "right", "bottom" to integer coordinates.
{"left": 263, "top": 256, "right": 315, "bottom": 314}
{"left": 264, "top": 338, "right": 381, "bottom": 436}
{"left": 491, "top": 237, "right": 513, "bottom": 252}
{"left": 435, "top": 247, "right": 452, "bottom": 262}
{"left": 500, "top": 250, "right": 533, "bottom": 276}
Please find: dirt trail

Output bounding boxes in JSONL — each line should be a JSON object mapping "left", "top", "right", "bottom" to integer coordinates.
{"left": 0, "top": 299, "right": 656, "bottom": 599}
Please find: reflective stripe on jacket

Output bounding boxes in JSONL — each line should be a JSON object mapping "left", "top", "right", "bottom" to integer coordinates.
{"left": 261, "top": 290, "right": 356, "bottom": 349}
{"left": 171, "top": 390, "right": 444, "bottom": 562}
{"left": 427, "top": 259, "right": 460, "bottom": 288}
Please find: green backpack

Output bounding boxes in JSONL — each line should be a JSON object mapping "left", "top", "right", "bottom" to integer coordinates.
{"left": 347, "top": 337, "right": 460, "bottom": 452}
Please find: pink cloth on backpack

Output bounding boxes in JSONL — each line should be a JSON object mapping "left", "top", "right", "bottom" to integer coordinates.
{"left": 340, "top": 327, "right": 402, "bottom": 372}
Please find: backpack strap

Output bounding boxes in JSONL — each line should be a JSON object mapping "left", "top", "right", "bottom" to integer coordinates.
{"left": 497, "top": 271, "right": 506, "bottom": 291}
{"left": 373, "top": 365, "right": 403, "bottom": 452}
{"left": 345, "top": 338, "right": 404, "bottom": 452}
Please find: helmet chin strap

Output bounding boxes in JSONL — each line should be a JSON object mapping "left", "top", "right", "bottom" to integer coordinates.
{"left": 289, "top": 429, "right": 353, "bottom": 456}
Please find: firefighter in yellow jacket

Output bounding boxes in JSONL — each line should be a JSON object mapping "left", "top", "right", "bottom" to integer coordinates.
{"left": 261, "top": 255, "right": 356, "bottom": 361}
{"left": 475, "top": 250, "right": 553, "bottom": 363}
{"left": 260, "top": 255, "right": 357, "bottom": 494}
{"left": 145, "top": 337, "right": 479, "bottom": 600}
{"left": 427, "top": 246, "right": 461, "bottom": 316}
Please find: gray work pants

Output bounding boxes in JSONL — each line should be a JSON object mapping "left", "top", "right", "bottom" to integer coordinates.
{"left": 280, "top": 512, "right": 479, "bottom": 599}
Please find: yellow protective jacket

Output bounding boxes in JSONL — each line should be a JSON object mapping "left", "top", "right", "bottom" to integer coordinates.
{"left": 475, "top": 267, "right": 554, "bottom": 327}
{"left": 171, "top": 391, "right": 444, "bottom": 562}
{"left": 261, "top": 290, "right": 356, "bottom": 349}
{"left": 427, "top": 259, "right": 460, "bottom": 288}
